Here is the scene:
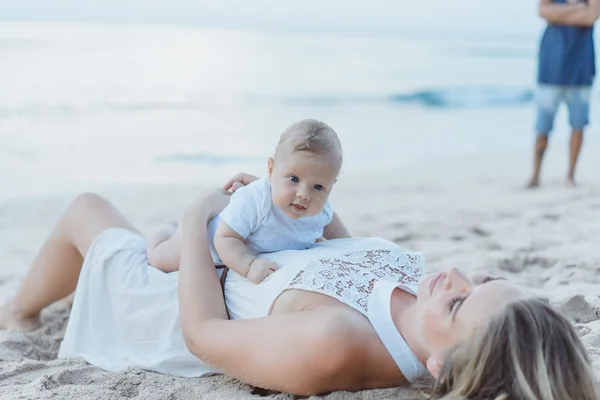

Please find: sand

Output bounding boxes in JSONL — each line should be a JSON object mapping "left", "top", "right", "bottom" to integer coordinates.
{"left": 2, "top": 152, "right": 600, "bottom": 399}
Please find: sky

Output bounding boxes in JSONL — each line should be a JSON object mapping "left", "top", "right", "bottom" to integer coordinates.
{"left": 0, "top": 0, "right": 541, "bottom": 37}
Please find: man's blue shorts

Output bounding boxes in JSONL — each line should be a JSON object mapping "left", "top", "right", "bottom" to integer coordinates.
{"left": 535, "top": 84, "right": 592, "bottom": 136}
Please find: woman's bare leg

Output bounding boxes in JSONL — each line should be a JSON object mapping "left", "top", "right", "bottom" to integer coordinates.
{"left": 0, "top": 193, "right": 140, "bottom": 330}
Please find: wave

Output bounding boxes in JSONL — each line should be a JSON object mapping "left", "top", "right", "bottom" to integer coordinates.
{"left": 278, "top": 87, "right": 534, "bottom": 108}
{"left": 0, "top": 87, "right": 536, "bottom": 119}
{"left": 390, "top": 87, "right": 534, "bottom": 108}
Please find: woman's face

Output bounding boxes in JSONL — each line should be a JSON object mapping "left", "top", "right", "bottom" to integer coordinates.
{"left": 416, "top": 268, "right": 528, "bottom": 364}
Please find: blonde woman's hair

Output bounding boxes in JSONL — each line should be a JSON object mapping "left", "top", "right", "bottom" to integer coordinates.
{"left": 412, "top": 298, "right": 599, "bottom": 400}
{"left": 274, "top": 119, "right": 343, "bottom": 165}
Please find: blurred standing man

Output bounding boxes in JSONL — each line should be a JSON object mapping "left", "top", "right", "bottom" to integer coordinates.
{"left": 529, "top": 0, "right": 598, "bottom": 188}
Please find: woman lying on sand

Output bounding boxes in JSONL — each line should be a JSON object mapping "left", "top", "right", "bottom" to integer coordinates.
{"left": 0, "top": 173, "right": 597, "bottom": 399}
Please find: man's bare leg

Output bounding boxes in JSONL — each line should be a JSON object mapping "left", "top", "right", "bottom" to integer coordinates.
{"left": 0, "top": 193, "right": 139, "bottom": 330}
{"left": 567, "top": 129, "right": 583, "bottom": 186}
{"left": 528, "top": 135, "right": 549, "bottom": 188}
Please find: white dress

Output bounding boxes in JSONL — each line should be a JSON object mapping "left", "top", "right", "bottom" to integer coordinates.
{"left": 59, "top": 228, "right": 428, "bottom": 381}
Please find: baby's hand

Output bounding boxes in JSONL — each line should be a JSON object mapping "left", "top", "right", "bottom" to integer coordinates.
{"left": 247, "top": 258, "right": 279, "bottom": 284}
{"left": 222, "top": 173, "right": 259, "bottom": 192}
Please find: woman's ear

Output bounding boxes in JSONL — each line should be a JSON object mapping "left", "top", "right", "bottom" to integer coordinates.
{"left": 426, "top": 357, "right": 443, "bottom": 379}
{"left": 267, "top": 157, "right": 274, "bottom": 180}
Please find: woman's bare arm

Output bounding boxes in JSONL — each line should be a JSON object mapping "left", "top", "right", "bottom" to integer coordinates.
{"left": 185, "top": 310, "right": 368, "bottom": 395}
{"left": 177, "top": 190, "right": 365, "bottom": 394}
{"left": 179, "top": 191, "right": 230, "bottom": 328}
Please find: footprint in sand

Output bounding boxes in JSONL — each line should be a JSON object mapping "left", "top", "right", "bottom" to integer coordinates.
{"left": 450, "top": 235, "right": 467, "bottom": 242}
{"left": 541, "top": 214, "right": 560, "bottom": 221}
{"left": 498, "top": 256, "right": 557, "bottom": 273}
{"left": 559, "top": 295, "right": 600, "bottom": 324}
{"left": 576, "top": 325, "right": 592, "bottom": 336}
{"left": 485, "top": 241, "right": 503, "bottom": 250}
{"left": 38, "top": 374, "right": 61, "bottom": 391}
{"left": 393, "top": 233, "right": 417, "bottom": 244}
{"left": 471, "top": 226, "right": 491, "bottom": 237}
{"left": 498, "top": 258, "right": 527, "bottom": 273}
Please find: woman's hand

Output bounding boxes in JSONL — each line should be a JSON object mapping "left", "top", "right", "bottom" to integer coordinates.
{"left": 183, "top": 189, "right": 231, "bottom": 226}
{"left": 222, "top": 173, "right": 259, "bottom": 192}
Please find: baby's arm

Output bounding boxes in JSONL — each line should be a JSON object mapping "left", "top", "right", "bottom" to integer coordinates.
{"left": 322, "top": 212, "right": 351, "bottom": 240}
{"left": 147, "top": 222, "right": 183, "bottom": 273}
{"left": 214, "top": 221, "right": 278, "bottom": 284}
{"left": 213, "top": 221, "right": 254, "bottom": 275}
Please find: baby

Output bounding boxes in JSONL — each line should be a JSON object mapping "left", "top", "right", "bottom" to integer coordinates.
{"left": 147, "top": 119, "right": 350, "bottom": 284}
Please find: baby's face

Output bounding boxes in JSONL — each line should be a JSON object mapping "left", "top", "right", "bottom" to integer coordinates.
{"left": 268, "top": 150, "right": 340, "bottom": 220}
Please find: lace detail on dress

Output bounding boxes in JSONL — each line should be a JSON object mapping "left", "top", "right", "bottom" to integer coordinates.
{"left": 287, "top": 248, "right": 424, "bottom": 315}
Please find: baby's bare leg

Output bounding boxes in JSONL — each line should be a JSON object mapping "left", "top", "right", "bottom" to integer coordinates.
{"left": 0, "top": 193, "right": 139, "bottom": 330}
{"left": 146, "top": 222, "right": 183, "bottom": 272}
{"left": 146, "top": 221, "right": 178, "bottom": 253}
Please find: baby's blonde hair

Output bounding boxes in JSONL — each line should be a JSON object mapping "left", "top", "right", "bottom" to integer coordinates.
{"left": 412, "top": 298, "right": 599, "bottom": 400}
{"left": 274, "top": 119, "right": 343, "bottom": 166}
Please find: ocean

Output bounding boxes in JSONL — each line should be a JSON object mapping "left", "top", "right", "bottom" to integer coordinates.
{"left": 0, "top": 20, "right": 598, "bottom": 198}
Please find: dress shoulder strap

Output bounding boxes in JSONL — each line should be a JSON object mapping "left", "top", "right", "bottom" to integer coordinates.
{"left": 367, "top": 280, "right": 428, "bottom": 382}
